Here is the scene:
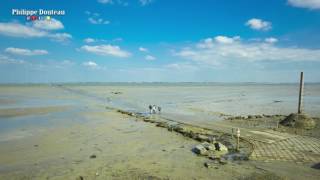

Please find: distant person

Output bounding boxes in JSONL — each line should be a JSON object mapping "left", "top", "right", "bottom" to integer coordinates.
{"left": 152, "top": 105, "right": 157, "bottom": 114}
{"left": 157, "top": 106, "right": 161, "bottom": 114}
{"left": 148, "top": 105, "right": 153, "bottom": 114}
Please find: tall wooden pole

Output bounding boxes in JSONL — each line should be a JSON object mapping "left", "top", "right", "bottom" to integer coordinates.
{"left": 298, "top": 72, "right": 304, "bottom": 114}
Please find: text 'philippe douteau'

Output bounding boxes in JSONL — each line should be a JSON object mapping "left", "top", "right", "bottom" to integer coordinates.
{"left": 12, "top": 9, "right": 66, "bottom": 16}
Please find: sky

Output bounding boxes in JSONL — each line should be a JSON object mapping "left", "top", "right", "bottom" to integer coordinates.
{"left": 0, "top": 0, "right": 320, "bottom": 83}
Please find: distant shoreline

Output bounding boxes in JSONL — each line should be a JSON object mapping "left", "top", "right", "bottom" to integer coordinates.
{"left": 0, "top": 82, "right": 320, "bottom": 86}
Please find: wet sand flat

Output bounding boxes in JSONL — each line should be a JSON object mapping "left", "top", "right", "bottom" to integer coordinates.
{"left": 0, "top": 106, "right": 70, "bottom": 118}
{"left": 0, "top": 84, "right": 319, "bottom": 179}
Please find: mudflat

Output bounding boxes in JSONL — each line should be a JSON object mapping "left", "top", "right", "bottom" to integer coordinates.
{"left": 0, "top": 84, "right": 319, "bottom": 180}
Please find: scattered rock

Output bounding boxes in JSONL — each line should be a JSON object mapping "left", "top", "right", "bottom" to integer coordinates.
{"left": 202, "top": 142, "right": 215, "bottom": 151}
{"left": 196, "top": 134, "right": 210, "bottom": 142}
{"left": 204, "top": 162, "right": 212, "bottom": 168}
{"left": 224, "top": 153, "right": 249, "bottom": 161}
{"left": 193, "top": 144, "right": 209, "bottom": 156}
{"left": 111, "top": 91, "right": 122, "bottom": 95}
{"left": 34, "top": 144, "right": 38, "bottom": 147}
{"left": 214, "top": 142, "right": 228, "bottom": 152}
{"left": 76, "top": 176, "right": 84, "bottom": 180}
{"left": 193, "top": 142, "right": 228, "bottom": 157}
{"left": 209, "top": 155, "right": 219, "bottom": 160}
{"left": 311, "top": 163, "right": 320, "bottom": 170}
{"left": 255, "top": 115, "right": 263, "bottom": 118}
{"left": 156, "top": 122, "right": 169, "bottom": 128}
{"left": 219, "top": 157, "right": 228, "bottom": 165}
{"left": 173, "top": 125, "right": 188, "bottom": 134}
{"left": 280, "top": 113, "right": 316, "bottom": 130}
{"left": 89, "top": 154, "right": 96, "bottom": 159}
{"left": 263, "top": 114, "right": 271, "bottom": 118}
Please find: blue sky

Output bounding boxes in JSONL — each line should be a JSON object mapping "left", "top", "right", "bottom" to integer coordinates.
{"left": 0, "top": 0, "right": 320, "bottom": 83}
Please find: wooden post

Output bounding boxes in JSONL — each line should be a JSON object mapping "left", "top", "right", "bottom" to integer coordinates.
{"left": 236, "top": 128, "right": 240, "bottom": 152}
{"left": 298, "top": 72, "right": 304, "bottom": 114}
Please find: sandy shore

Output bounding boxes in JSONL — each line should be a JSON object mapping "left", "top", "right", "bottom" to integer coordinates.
{"left": 0, "top": 84, "right": 319, "bottom": 179}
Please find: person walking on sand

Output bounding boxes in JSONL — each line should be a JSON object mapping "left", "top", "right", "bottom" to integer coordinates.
{"left": 148, "top": 105, "right": 153, "bottom": 114}
{"left": 157, "top": 106, "right": 161, "bottom": 114}
{"left": 152, "top": 105, "right": 157, "bottom": 114}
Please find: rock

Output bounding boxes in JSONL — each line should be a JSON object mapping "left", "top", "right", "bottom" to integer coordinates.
{"left": 76, "top": 176, "right": 84, "bottom": 180}
{"left": 280, "top": 113, "right": 316, "bottom": 129}
{"left": 225, "top": 153, "right": 249, "bottom": 161}
{"left": 204, "top": 162, "right": 212, "bottom": 168}
{"left": 194, "top": 141, "right": 228, "bottom": 157}
{"left": 196, "top": 134, "right": 210, "bottom": 142}
{"left": 156, "top": 122, "right": 168, "bottom": 128}
{"left": 255, "top": 115, "right": 263, "bottom": 118}
{"left": 190, "top": 131, "right": 198, "bottom": 139}
{"left": 219, "top": 157, "right": 228, "bottom": 165}
{"left": 209, "top": 155, "right": 219, "bottom": 160}
{"left": 248, "top": 115, "right": 254, "bottom": 119}
{"left": 193, "top": 144, "right": 209, "bottom": 156}
{"left": 214, "top": 142, "right": 228, "bottom": 152}
{"left": 89, "top": 154, "right": 96, "bottom": 159}
{"left": 202, "top": 142, "right": 215, "bottom": 151}
{"left": 311, "top": 163, "right": 320, "bottom": 170}
{"left": 173, "top": 125, "right": 188, "bottom": 134}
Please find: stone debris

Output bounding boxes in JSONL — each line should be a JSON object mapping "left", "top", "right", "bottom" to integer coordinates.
{"left": 218, "top": 157, "right": 228, "bottom": 165}
{"left": 89, "top": 154, "right": 96, "bottom": 159}
{"left": 196, "top": 134, "right": 210, "bottom": 142}
{"left": 280, "top": 113, "right": 316, "bottom": 130}
{"left": 193, "top": 144, "right": 209, "bottom": 156}
{"left": 156, "top": 122, "right": 169, "bottom": 128}
{"left": 193, "top": 142, "right": 228, "bottom": 157}
{"left": 76, "top": 176, "right": 84, "bottom": 180}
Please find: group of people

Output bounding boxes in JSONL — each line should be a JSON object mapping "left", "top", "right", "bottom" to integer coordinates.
{"left": 148, "top": 105, "right": 161, "bottom": 114}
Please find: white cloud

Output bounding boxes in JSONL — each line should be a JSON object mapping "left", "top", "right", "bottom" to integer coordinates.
{"left": 0, "top": 22, "right": 47, "bottom": 38}
{"left": 139, "top": 47, "right": 148, "bottom": 52}
{"left": 5, "top": 47, "right": 48, "bottom": 56}
{"left": 83, "top": 37, "right": 122, "bottom": 43}
{"left": 245, "top": 18, "right": 272, "bottom": 31}
{"left": 32, "top": 18, "right": 64, "bottom": 30}
{"left": 81, "top": 44, "right": 131, "bottom": 58}
{"left": 48, "top": 33, "right": 72, "bottom": 42}
{"left": 82, "top": 61, "right": 98, "bottom": 68}
{"left": 174, "top": 35, "right": 320, "bottom": 66}
{"left": 165, "top": 63, "right": 198, "bottom": 71}
{"left": 88, "top": 17, "right": 110, "bottom": 25}
{"left": 140, "top": 0, "right": 153, "bottom": 6}
{"left": 288, "top": 0, "right": 320, "bottom": 9}
{"left": 265, "top": 37, "right": 278, "bottom": 43}
{"left": 97, "top": 0, "right": 113, "bottom": 4}
{"left": 84, "top": 38, "right": 96, "bottom": 43}
{"left": 86, "top": 11, "right": 110, "bottom": 25}
{"left": 145, "top": 55, "right": 156, "bottom": 60}
{"left": 196, "top": 36, "right": 239, "bottom": 48}
{"left": 97, "top": 0, "right": 128, "bottom": 6}
{"left": 0, "top": 22, "right": 71, "bottom": 42}
{"left": 0, "top": 54, "right": 25, "bottom": 64}
{"left": 215, "top": 36, "right": 240, "bottom": 44}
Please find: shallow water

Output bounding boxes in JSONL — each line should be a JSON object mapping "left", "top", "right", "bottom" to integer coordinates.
{"left": 0, "top": 83, "right": 319, "bottom": 142}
